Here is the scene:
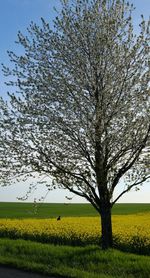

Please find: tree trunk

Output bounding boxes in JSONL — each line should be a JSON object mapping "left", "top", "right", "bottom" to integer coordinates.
{"left": 100, "top": 204, "right": 113, "bottom": 249}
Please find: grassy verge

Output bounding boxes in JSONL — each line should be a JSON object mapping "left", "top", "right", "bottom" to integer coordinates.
{"left": 0, "top": 238, "right": 150, "bottom": 278}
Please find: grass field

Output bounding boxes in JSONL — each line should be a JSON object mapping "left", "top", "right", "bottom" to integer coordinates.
{"left": 0, "top": 238, "right": 150, "bottom": 278}
{"left": 0, "top": 202, "right": 150, "bottom": 218}
{"left": 0, "top": 203, "right": 150, "bottom": 277}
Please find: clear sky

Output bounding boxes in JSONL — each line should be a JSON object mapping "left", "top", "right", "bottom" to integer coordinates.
{"left": 0, "top": 0, "right": 149, "bottom": 203}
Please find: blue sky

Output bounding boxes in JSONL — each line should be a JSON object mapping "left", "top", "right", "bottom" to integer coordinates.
{"left": 0, "top": 0, "right": 149, "bottom": 203}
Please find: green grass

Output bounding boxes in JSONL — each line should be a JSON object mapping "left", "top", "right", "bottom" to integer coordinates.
{"left": 0, "top": 204, "right": 150, "bottom": 277}
{"left": 0, "top": 238, "right": 150, "bottom": 278}
{"left": 0, "top": 202, "right": 150, "bottom": 218}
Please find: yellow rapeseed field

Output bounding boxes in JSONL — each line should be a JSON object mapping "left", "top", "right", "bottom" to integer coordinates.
{"left": 0, "top": 214, "right": 150, "bottom": 251}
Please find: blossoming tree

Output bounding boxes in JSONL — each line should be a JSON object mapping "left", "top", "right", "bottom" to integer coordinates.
{"left": 0, "top": 0, "right": 150, "bottom": 249}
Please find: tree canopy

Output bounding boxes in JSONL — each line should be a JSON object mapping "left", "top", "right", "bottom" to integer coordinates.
{"left": 0, "top": 0, "right": 150, "bottom": 248}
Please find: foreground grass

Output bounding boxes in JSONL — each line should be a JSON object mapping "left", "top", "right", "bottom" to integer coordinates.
{"left": 0, "top": 239, "right": 150, "bottom": 278}
{"left": 0, "top": 202, "right": 150, "bottom": 218}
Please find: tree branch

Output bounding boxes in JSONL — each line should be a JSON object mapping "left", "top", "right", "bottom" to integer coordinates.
{"left": 112, "top": 175, "right": 150, "bottom": 206}
{"left": 111, "top": 125, "right": 150, "bottom": 192}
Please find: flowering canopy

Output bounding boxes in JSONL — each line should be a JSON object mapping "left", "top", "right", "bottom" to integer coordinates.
{"left": 0, "top": 0, "right": 150, "bottom": 248}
